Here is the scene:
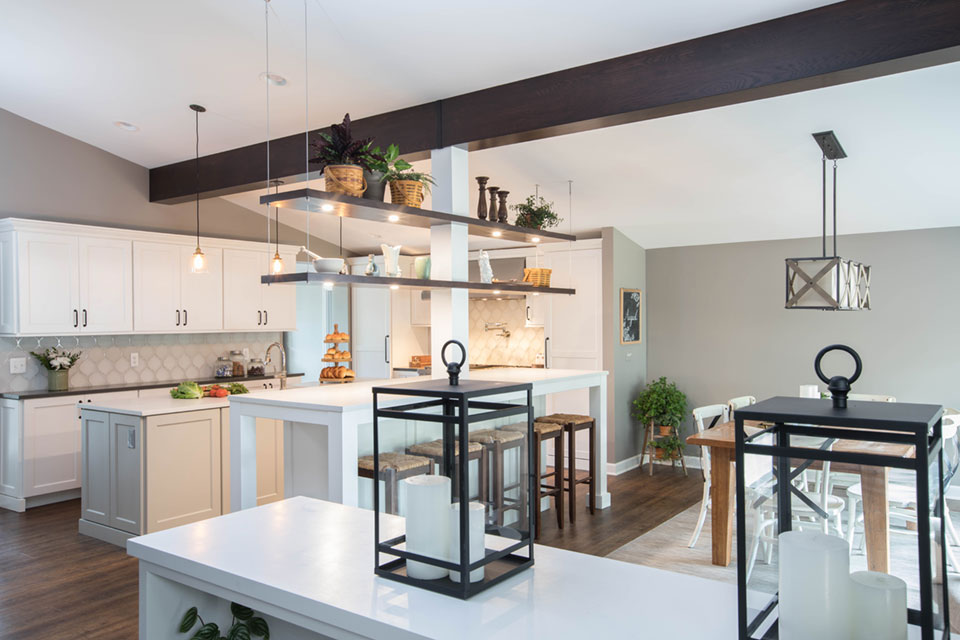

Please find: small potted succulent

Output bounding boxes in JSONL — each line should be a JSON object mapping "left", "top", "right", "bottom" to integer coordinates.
{"left": 384, "top": 167, "right": 436, "bottom": 209}
{"left": 360, "top": 143, "right": 411, "bottom": 202}
{"left": 511, "top": 195, "right": 562, "bottom": 230}
{"left": 31, "top": 347, "right": 82, "bottom": 391}
{"left": 310, "top": 113, "right": 372, "bottom": 198}
{"left": 632, "top": 376, "right": 687, "bottom": 437}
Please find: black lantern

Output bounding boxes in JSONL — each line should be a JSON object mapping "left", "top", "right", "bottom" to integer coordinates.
{"left": 734, "top": 346, "right": 947, "bottom": 639}
{"left": 371, "top": 358, "right": 535, "bottom": 598}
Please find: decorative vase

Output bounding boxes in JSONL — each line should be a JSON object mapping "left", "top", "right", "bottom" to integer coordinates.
{"left": 323, "top": 164, "right": 366, "bottom": 197}
{"left": 487, "top": 186, "right": 499, "bottom": 221}
{"left": 475, "top": 176, "right": 489, "bottom": 220}
{"left": 48, "top": 369, "right": 69, "bottom": 392}
{"left": 381, "top": 244, "right": 402, "bottom": 277}
{"left": 414, "top": 256, "right": 431, "bottom": 279}
{"left": 497, "top": 190, "right": 509, "bottom": 223}
{"left": 478, "top": 250, "right": 494, "bottom": 284}
{"left": 364, "top": 254, "right": 379, "bottom": 276}
{"left": 362, "top": 170, "right": 386, "bottom": 201}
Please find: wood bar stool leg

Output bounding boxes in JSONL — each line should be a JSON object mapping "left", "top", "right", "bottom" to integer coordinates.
{"left": 534, "top": 433, "right": 543, "bottom": 539}
{"left": 554, "top": 433, "right": 564, "bottom": 530}
{"left": 588, "top": 420, "right": 596, "bottom": 514}
{"left": 568, "top": 424, "right": 578, "bottom": 524}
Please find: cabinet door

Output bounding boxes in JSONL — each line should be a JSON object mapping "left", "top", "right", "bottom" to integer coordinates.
{"left": 109, "top": 413, "right": 142, "bottom": 534}
{"left": 0, "top": 400, "right": 22, "bottom": 498}
{"left": 80, "top": 409, "right": 110, "bottom": 526}
{"left": 352, "top": 285, "right": 391, "bottom": 379}
{"left": 22, "top": 395, "right": 84, "bottom": 496}
{"left": 223, "top": 249, "right": 266, "bottom": 331}
{"left": 261, "top": 251, "right": 297, "bottom": 330}
{"left": 410, "top": 290, "right": 430, "bottom": 327}
{"left": 78, "top": 237, "right": 132, "bottom": 333}
{"left": 133, "top": 242, "right": 182, "bottom": 332}
{"left": 179, "top": 245, "right": 223, "bottom": 331}
{"left": 17, "top": 232, "right": 80, "bottom": 335}
{"left": 145, "top": 409, "right": 221, "bottom": 533}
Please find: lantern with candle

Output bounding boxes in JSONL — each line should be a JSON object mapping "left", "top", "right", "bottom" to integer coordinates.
{"left": 371, "top": 341, "right": 535, "bottom": 598}
{"left": 733, "top": 345, "right": 949, "bottom": 639}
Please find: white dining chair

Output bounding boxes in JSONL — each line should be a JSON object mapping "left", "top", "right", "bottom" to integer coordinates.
{"left": 727, "top": 396, "right": 757, "bottom": 420}
{"left": 688, "top": 404, "right": 729, "bottom": 548}
{"left": 848, "top": 393, "right": 897, "bottom": 403}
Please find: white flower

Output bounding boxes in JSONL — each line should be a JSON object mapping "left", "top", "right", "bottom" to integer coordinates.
{"left": 50, "top": 356, "right": 71, "bottom": 370}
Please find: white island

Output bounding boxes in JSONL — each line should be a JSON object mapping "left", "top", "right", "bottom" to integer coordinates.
{"left": 228, "top": 368, "right": 609, "bottom": 513}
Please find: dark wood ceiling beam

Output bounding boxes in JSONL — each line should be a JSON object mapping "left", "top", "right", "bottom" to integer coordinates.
{"left": 150, "top": 0, "right": 960, "bottom": 203}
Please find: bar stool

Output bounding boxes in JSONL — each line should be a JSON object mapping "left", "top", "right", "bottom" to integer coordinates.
{"left": 469, "top": 428, "right": 526, "bottom": 527}
{"left": 406, "top": 439, "right": 487, "bottom": 503}
{"left": 537, "top": 413, "right": 597, "bottom": 522}
{"left": 502, "top": 420, "right": 564, "bottom": 538}
{"left": 357, "top": 452, "right": 432, "bottom": 515}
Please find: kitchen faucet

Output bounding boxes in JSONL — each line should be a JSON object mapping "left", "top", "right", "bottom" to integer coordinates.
{"left": 264, "top": 342, "right": 287, "bottom": 389}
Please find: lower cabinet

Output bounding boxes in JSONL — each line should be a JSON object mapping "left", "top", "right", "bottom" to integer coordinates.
{"left": 80, "top": 410, "right": 141, "bottom": 534}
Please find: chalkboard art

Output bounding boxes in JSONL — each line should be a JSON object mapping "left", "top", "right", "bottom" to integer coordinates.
{"left": 621, "top": 288, "right": 641, "bottom": 344}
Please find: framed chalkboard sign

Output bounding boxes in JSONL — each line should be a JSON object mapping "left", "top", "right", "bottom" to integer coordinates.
{"left": 620, "top": 288, "right": 641, "bottom": 344}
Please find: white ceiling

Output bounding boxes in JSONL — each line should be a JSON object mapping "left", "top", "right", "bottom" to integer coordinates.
{"left": 229, "top": 60, "right": 960, "bottom": 253}
{"left": 0, "top": 0, "right": 834, "bottom": 168}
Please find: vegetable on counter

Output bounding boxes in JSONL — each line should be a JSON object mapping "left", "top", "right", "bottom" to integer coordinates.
{"left": 170, "top": 382, "right": 203, "bottom": 399}
{"left": 226, "top": 382, "right": 249, "bottom": 395}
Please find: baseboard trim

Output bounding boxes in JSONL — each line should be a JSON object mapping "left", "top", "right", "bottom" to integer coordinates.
{"left": 0, "top": 493, "right": 25, "bottom": 512}
{"left": 78, "top": 518, "right": 136, "bottom": 548}
{"left": 607, "top": 454, "right": 702, "bottom": 476}
{"left": 0, "top": 488, "right": 80, "bottom": 513}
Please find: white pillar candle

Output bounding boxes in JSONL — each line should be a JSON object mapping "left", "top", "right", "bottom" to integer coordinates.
{"left": 449, "top": 502, "right": 486, "bottom": 583}
{"left": 800, "top": 384, "right": 820, "bottom": 399}
{"left": 402, "top": 475, "right": 451, "bottom": 580}
{"left": 779, "top": 531, "right": 850, "bottom": 640}
{"left": 848, "top": 571, "right": 907, "bottom": 640}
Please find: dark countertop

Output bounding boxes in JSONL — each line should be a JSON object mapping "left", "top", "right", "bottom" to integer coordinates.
{"left": 0, "top": 372, "right": 306, "bottom": 401}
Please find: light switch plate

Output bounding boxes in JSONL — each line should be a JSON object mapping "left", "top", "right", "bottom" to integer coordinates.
{"left": 130, "top": 352, "right": 139, "bottom": 367}
{"left": 9, "top": 357, "right": 26, "bottom": 374}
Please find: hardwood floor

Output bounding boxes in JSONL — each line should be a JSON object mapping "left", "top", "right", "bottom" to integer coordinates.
{"left": 0, "top": 463, "right": 701, "bottom": 638}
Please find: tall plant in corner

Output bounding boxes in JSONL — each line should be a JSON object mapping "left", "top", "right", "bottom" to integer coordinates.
{"left": 309, "top": 113, "right": 373, "bottom": 198}
{"left": 631, "top": 376, "right": 687, "bottom": 434}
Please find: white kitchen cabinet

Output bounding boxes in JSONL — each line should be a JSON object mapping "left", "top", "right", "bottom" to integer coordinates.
{"left": 133, "top": 241, "right": 223, "bottom": 332}
{"left": 524, "top": 258, "right": 548, "bottom": 328}
{"left": 15, "top": 231, "right": 132, "bottom": 335}
{"left": 223, "top": 248, "right": 296, "bottom": 331}
{"left": 411, "top": 290, "right": 430, "bottom": 327}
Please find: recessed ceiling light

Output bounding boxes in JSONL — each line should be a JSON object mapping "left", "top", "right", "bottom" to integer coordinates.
{"left": 532, "top": 237, "right": 541, "bottom": 243}
{"left": 388, "top": 214, "right": 400, "bottom": 222}
{"left": 113, "top": 121, "right": 139, "bottom": 132}
{"left": 491, "top": 231, "right": 502, "bottom": 237}
{"left": 259, "top": 72, "right": 287, "bottom": 86}
{"left": 321, "top": 204, "right": 334, "bottom": 212}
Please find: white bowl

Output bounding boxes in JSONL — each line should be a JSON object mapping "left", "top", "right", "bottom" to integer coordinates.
{"left": 313, "top": 258, "right": 344, "bottom": 274}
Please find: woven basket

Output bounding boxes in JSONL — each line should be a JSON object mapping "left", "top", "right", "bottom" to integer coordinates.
{"left": 389, "top": 180, "right": 424, "bottom": 208}
{"left": 522, "top": 267, "right": 552, "bottom": 287}
{"left": 324, "top": 164, "right": 366, "bottom": 197}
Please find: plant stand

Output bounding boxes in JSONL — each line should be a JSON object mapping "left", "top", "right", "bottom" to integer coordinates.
{"left": 640, "top": 422, "right": 687, "bottom": 477}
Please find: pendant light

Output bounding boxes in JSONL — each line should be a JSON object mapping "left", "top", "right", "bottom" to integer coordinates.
{"left": 785, "top": 131, "right": 871, "bottom": 310}
{"left": 270, "top": 179, "right": 284, "bottom": 273}
{"left": 262, "top": 0, "right": 275, "bottom": 273}
{"left": 189, "top": 104, "right": 208, "bottom": 274}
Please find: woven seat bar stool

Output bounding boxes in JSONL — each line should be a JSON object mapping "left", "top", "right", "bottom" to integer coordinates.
{"left": 503, "top": 420, "right": 564, "bottom": 538}
{"left": 469, "top": 427, "right": 527, "bottom": 528}
{"left": 406, "top": 439, "right": 487, "bottom": 504}
{"left": 357, "top": 452, "right": 432, "bottom": 515}
{"left": 537, "top": 413, "right": 597, "bottom": 523}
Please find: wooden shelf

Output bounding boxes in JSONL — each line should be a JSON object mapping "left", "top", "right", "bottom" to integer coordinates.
{"left": 261, "top": 272, "right": 575, "bottom": 295}
{"left": 259, "top": 188, "right": 575, "bottom": 245}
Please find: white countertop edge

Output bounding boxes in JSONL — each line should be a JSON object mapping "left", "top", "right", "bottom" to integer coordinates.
{"left": 81, "top": 395, "right": 231, "bottom": 416}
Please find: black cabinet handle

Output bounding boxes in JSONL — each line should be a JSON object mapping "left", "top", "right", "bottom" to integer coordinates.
{"left": 82, "top": 309, "right": 87, "bottom": 327}
{"left": 73, "top": 309, "right": 78, "bottom": 328}
{"left": 384, "top": 334, "right": 390, "bottom": 363}
{"left": 176, "top": 309, "right": 180, "bottom": 326}
{"left": 544, "top": 337, "right": 550, "bottom": 368}
{"left": 258, "top": 310, "right": 262, "bottom": 326}
{"left": 526, "top": 306, "right": 531, "bottom": 322}
{"left": 183, "top": 309, "right": 187, "bottom": 326}
{"left": 263, "top": 310, "right": 268, "bottom": 325}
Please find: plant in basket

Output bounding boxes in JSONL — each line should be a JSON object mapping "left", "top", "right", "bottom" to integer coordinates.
{"left": 511, "top": 195, "right": 562, "bottom": 230}
{"left": 383, "top": 167, "right": 436, "bottom": 209}
{"left": 631, "top": 376, "right": 687, "bottom": 436}
{"left": 310, "top": 113, "right": 373, "bottom": 197}
{"left": 360, "top": 143, "right": 409, "bottom": 202}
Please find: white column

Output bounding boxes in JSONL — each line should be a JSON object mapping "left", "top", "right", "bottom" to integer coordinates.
{"left": 229, "top": 409, "right": 257, "bottom": 511}
{"left": 429, "top": 145, "right": 470, "bottom": 375}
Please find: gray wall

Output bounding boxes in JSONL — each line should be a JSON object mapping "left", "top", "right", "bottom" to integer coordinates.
{"left": 602, "top": 228, "right": 648, "bottom": 464}
{"left": 0, "top": 108, "right": 341, "bottom": 254}
{"left": 647, "top": 227, "right": 960, "bottom": 439}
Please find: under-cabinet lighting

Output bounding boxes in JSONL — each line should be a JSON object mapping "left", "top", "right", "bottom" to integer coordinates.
{"left": 492, "top": 290, "right": 501, "bottom": 295}
{"left": 323, "top": 280, "right": 334, "bottom": 290}
{"left": 492, "top": 231, "right": 502, "bottom": 237}
{"left": 532, "top": 237, "right": 541, "bottom": 243}
{"left": 321, "top": 204, "right": 334, "bottom": 212}
{"left": 532, "top": 292, "right": 540, "bottom": 296}
{"left": 390, "top": 284, "right": 400, "bottom": 290}
{"left": 388, "top": 214, "right": 400, "bottom": 222}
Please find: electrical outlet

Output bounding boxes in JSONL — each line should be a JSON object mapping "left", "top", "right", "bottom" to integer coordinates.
{"left": 9, "top": 357, "right": 26, "bottom": 374}
{"left": 130, "top": 352, "right": 139, "bottom": 367}
{"left": 242, "top": 348, "right": 250, "bottom": 358}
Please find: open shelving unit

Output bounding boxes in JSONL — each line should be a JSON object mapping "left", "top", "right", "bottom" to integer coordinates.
{"left": 261, "top": 272, "right": 574, "bottom": 296}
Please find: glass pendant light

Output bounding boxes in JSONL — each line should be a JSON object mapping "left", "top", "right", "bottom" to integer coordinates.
{"left": 270, "top": 179, "right": 284, "bottom": 273}
{"left": 189, "top": 104, "right": 208, "bottom": 274}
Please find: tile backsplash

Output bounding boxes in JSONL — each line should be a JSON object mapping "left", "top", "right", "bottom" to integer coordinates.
{"left": 0, "top": 332, "right": 283, "bottom": 392}
{"left": 469, "top": 299, "right": 544, "bottom": 366}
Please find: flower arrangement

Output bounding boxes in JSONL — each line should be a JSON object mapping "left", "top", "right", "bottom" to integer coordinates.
{"left": 30, "top": 347, "right": 82, "bottom": 371}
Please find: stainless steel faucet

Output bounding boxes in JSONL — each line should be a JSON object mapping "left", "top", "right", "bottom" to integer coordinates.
{"left": 484, "top": 321, "right": 511, "bottom": 338}
{"left": 264, "top": 342, "right": 287, "bottom": 389}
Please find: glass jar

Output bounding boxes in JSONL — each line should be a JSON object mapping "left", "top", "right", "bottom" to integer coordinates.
{"left": 215, "top": 356, "right": 233, "bottom": 378}
{"left": 247, "top": 358, "right": 265, "bottom": 377}
{"left": 230, "top": 350, "right": 246, "bottom": 377}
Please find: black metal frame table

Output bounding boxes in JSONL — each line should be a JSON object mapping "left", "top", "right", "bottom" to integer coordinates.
{"left": 372, "top": 378, "right": 535, "bottom": 599}
{"left": 734, "top": 396, "right": 947, "bottom": 640}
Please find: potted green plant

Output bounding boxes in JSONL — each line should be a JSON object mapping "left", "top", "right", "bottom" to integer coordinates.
{"left": 631, "top": 376, "right": 687, "bottom": 436}
{"left": 310, "top": 113, "right": 372, "bottom": 198}
{"left": 384, "top": 167, "right": 436, "bottom": 209}
{"left": 360, "top": 143, "right": 410, "bottom": 202}
{"left": 178, "top": 601, "right": 270, "bottom": 639}
{"left": 511, "top": 195, "right": 562, "bottom": 230}
{"left": 30, "top": 347, "right": 81, "bottom": 392}
{"left": 649, "top": 435, "right": 683, "bottom": 460}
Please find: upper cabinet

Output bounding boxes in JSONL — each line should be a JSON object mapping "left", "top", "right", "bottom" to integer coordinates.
{"left": 223, "top": 248, "right": 296, "bottom": 331}
{"left": 13, "top": 231, "right": 132, "bottom": 335}
{"left": 133, "top": 242, "right": 223, "bottom": 332}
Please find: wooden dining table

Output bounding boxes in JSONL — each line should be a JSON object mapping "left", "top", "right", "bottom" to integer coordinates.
{"left": 686, "top": 420, "right": 915, "bottom": 573}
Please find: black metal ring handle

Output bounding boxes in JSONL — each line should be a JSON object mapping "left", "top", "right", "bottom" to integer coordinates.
{"left": 814, "top": 344, "right": 862, "bottom": 385}
{"left": 441, "top": 340, "right": 466, "bottom": 368}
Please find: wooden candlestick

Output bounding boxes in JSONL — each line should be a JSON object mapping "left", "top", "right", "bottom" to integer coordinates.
{"left": 487, "top": 186, "right": 499, "bottom": 222}
{"left": 475, "top": 176, "right": 489, "bottom": 220}
{"left": 497, "top": 190, "right": 509, "bottom": 223}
